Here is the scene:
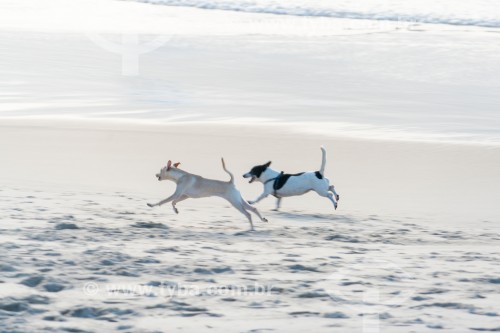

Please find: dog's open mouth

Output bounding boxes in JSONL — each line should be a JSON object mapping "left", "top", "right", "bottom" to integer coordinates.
{"left": 243, "top": 173, "right": 255, "bottom": 183}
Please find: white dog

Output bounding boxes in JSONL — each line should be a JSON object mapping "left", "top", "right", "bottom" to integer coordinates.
{"left": 243, "top": 147, "right": 339, "bottom": 211}
{"left": 148, "top": 159, "right": 267, "bottom": 230}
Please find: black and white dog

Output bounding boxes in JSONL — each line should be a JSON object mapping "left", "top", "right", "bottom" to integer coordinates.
{"left": 243, "top": 147, "right": 340, "bottom": 211}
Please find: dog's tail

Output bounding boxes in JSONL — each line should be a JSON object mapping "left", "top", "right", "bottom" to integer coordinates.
{"left": 221, "top": 158, "right": 234, "bottom": 183}
{"left": 319, "top": 146, "right": 327, "bottom": 176}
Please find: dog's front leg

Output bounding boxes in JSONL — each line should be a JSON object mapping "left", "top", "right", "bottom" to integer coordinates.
{"left": 147, "top": 188, "right": 183, "bottom": 208}
{"left": 271, "top": 197, "right": 282, "bottom": 211}
{"left": 172, "top": 195, "right": 188, "bottom": 214}
{"left": 248, "top": 192, "right": 269, "bottom": 205}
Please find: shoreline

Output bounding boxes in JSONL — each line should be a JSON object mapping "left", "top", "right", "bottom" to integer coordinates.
{"left": 1, "top": 119, "right": 499, "bottom": 226}
{"left": 2, "top": 117, "right": 500, "bottom": 148}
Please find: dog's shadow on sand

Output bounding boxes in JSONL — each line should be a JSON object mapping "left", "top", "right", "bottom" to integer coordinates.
{"left": 165, "top": 224, "right": 274, "bottom": 239}
{"left": 233, "top": 229, "right": 273, "bottom": 237}
{"left": 271, "top": 210, "right": 354, "bottom": 223}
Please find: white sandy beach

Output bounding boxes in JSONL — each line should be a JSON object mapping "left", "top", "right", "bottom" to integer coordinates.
{"left": 1, "top": 121, "right": 499, "bottom": 332}
{"left": 1, "top": 0, "right": 500, "bottom": 332}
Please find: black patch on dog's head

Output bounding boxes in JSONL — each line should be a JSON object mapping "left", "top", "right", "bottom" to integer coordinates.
{"left": 249, "top": 161, "right": 271, "bottom": 178}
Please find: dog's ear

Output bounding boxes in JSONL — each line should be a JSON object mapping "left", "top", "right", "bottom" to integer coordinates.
{"left": 265, "top": 161, "right": 272, "bottom": 167}
{"left": 173, "top": 162, "right": 180, "bottom": 168}
{"left": 166, "top": 160, "right": 172, "bottom": 171}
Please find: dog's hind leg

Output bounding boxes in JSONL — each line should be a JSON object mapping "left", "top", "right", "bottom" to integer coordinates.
{"left": 242, "top": 200, "right": 268, "bottom": 222}
{"left": 327, "top": 192, "right": 338, "bottom": 210}
{"left": 329, "top": 185, "right": 340, "bottom": 201}
{"left": 227, "top": 197, "right": 254, "bottom": 230}
{"left": 317, "top": 190, "right": 338, "bottom": 210}
{"left": 237, "top": 205, "right": 254, "bottom": 230}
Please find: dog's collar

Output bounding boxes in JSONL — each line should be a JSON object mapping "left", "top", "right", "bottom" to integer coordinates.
{"left": 264, "top": 177, "right": 277, "bottom": 185}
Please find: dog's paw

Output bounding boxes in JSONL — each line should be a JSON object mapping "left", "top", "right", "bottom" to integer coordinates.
{"left": 336, "top": 195, "right": 340, "bottom": 201}
{"left": 334, "top": 203, "right": 338, "bottom": 210}
{"left": 262, "top": 218, "right": 268, "bottom": 223}
{"left": 147, "top": 203, "right": 154, "bottom": 207}
{"left": 173, "top": 207, "right": 179, "bottom": 214}
{"left": 248, "top": 200, "right": 256, "bottom": 205}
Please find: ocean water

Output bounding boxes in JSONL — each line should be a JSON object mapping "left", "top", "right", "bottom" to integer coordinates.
{"left": 1, "top": 0, "right": 499, "bottom": 146}
{"left": 130, "top": 0, "right": 500, "bottom": 28}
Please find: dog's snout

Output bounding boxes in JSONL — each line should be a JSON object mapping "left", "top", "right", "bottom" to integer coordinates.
{"left": 243, "top": 173, "right": 255, "bottom": 183}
